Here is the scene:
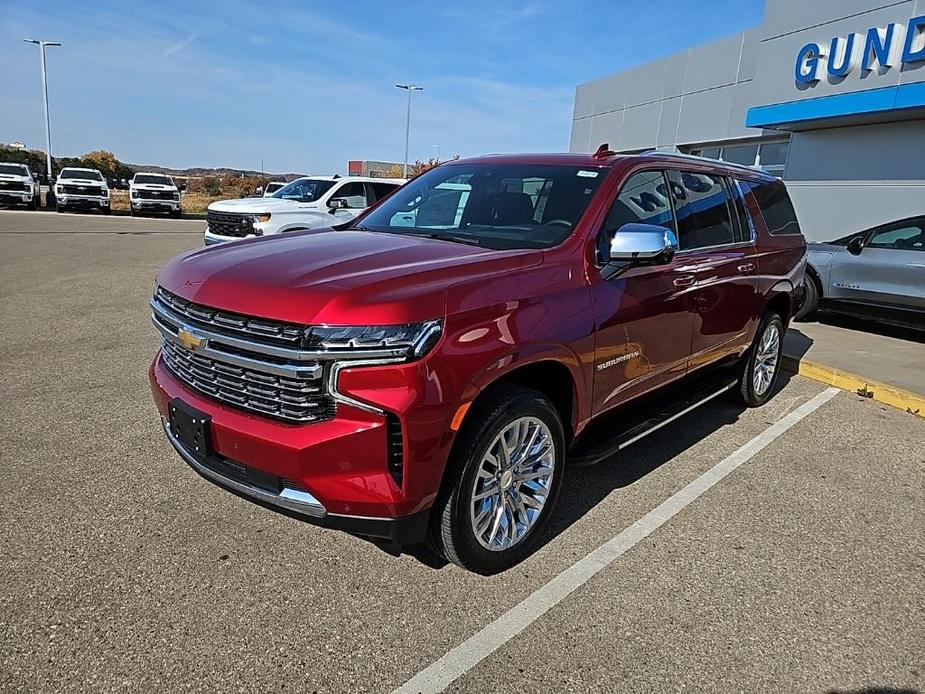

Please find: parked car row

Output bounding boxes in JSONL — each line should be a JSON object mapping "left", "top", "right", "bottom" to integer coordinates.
{"left": 0, "top": 161, "right": 184, "bottom": 217}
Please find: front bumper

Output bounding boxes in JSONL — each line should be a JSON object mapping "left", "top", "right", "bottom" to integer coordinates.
{"left": 58, "top": 195, "right": 109, "bottom": 208}
{"left": 149, "top": 354, "right": 439, "bottom": 544}
{"left": 134, "top": 198, "right": 180, "bottom": 211}
{"left": 161, "top": 414, "right": 429, "bottom": 544}
{"left": 203, "top": 227, "right": 259, "bottom": 245}
{"left": 0, "top": 191, "right": 34, "bottom": 203}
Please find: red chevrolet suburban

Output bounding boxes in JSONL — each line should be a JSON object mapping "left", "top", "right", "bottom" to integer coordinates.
{"left": 149, "top": 148, "right": 805, "bottom": 574}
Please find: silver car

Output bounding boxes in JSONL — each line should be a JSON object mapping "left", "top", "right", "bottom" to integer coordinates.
{"left": 796, "top": 215, "right": 925, "bottom": 329}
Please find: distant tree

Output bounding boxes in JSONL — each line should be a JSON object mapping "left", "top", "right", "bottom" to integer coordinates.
{"left": 389, "top": 164, "right": 403, "bottom": 178}
{"left": 80, "top": 150, "right": 121, "bottom": 178}
{"left": 410, "top": 155, "right": 459, "bottom": 177}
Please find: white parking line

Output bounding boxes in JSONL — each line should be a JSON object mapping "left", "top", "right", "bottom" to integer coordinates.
{"left": 393, "top": 387, "right": 841, "bottom": 694}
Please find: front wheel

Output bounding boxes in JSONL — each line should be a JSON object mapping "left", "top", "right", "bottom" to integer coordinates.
{"left": 736, "top": 312, "right": 784, "bottom": 407}
{"left": 429, "top": 384, "right": 565, "bottom": 574}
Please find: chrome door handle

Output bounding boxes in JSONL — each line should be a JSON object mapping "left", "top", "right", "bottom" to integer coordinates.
{"left": 673, "top": 275, "right": 696, "bottom": 287}
{"left": 737, "top": 262, "right": 755, "bottom": 273}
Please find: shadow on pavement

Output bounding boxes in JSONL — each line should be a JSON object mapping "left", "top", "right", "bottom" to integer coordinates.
{"left": 411, "top": 368, "right": 799, "bottom": 571}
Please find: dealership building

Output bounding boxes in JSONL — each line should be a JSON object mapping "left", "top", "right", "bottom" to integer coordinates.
{"left": 570, "top": 0, "right": 925, "bottom": 241}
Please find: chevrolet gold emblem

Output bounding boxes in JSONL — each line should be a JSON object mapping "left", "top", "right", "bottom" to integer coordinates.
{"left": 177, "top": 329, "right": 205, "bottom": 351}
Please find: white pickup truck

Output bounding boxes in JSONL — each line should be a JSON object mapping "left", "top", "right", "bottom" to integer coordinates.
{"left": 130, "top": 172, "right": 181, "bottom": 217}
{"left": 203, "top": 175, "right": 405, "bottom": 245}
{"left": 55, "top": 167, "right": 111, "bottom": 214}
{"left": 0, "top": 162, "right": 41, "bottom": 210}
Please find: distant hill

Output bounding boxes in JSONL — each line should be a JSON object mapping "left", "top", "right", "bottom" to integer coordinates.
{"left": 127, "top": 163, "right": 305, "bottom": 179}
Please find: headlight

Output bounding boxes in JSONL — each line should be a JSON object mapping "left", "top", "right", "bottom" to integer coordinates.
{"left": 173, "top": 192, "right": 180, "bottom": 201}
{"left": 246, "top": 213, "right": 271, "bottom": 224}
{"left": 55, "top": 186, "right": 63, "bottom": 194}
{"left": 131, "top": 190, "right": 139, "bottom": 198}
{"left": 102, "top": 189, "right": 109, "bottom": 197}
{"left": 303, "top": 320, "right": 442, "bottom": 359}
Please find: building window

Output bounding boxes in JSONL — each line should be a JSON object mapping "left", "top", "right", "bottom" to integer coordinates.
{"left": 688, "top": 138, "right": 790, "bottom": 177}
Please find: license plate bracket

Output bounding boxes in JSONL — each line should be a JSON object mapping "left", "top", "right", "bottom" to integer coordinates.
{"left": 168, "top": 398, "right": 213, "bottom": 458}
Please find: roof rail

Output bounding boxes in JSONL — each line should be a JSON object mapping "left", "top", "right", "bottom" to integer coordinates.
{"left": 639, "top": 149, "right": 767, "bottom": 175}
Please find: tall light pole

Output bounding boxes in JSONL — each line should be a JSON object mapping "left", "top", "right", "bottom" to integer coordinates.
{"left": 395, "top": 84, "right": 423, "bottom": 178}
{"left": 23, "top": 39, "right": 61, "bottom": 183}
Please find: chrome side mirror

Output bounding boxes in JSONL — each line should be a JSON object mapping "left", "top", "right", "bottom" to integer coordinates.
{"left": 328, "top": 197, "right": 349, "bottom": 210}
{"left": 609, "top": 223, "right": 679, "bottom": 263}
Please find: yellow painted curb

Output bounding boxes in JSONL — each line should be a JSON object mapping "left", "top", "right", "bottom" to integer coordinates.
{"left": 782, "top": 355, "right": 925, "bottom": 418}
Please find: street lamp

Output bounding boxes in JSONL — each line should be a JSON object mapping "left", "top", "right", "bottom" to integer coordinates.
{"left": 395, "top": 84, "right": 423, "bottom": 178}
{"left": 23, "top": 39, "right": 61, "bottom": 184}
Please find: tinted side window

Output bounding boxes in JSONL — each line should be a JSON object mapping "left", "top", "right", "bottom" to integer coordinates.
{"left": 369, "top": 182, "right": 399, "bottom": 202}
{"left": 750, "top": 180, "right": 800, "bottom": 235}
{"left": 667, "top": 170, "right": 735, "bottom": 250}
{"left": 602, "top": 171, "right": 674, "bottom": 233}
{"left": 332, "top": 182, "right": 368, "bottom": 208}
{"left": 868, "top": 222, "right": 925, "bottom": 251}
{"left": 730, "top": 179, "right": 755, "bottom": 243}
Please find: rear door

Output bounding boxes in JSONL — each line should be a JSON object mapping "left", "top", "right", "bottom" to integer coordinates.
{"left": 667, "top": 169, "right": 760, "bottom": 370}
{"left": 830, "top": 218, "right": 925, "bottom": 310}
{"left": 327, "top": 181, "right": 369, "bottom": 223}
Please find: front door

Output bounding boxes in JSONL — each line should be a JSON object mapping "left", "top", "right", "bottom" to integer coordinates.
{"left": 590, "top": 169, "right": 695, "bottom": 415}
{"left": 667, "top": 170, "right": 759, "bottom": 370}
{"left": 829, "top": 217, "right": 925, "bottom": 311}
{"left": 327, "top": 181, "right": 369, "bottom": 224}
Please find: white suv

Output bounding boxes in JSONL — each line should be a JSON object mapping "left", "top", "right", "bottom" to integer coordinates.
{"left": 130, "top": 172, "right": 181, "bottom": 217}
{"left": 203, "top": 175, "right": 405, "bottom": 245}
{"left": 0, "top": 162, "right": 41, "bottom": 209}
{"left": 55, "top": 167, "right": 111, "bottom": 214}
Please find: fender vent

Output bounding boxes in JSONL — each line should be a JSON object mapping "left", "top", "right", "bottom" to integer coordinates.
{"left": 386, "top": 414, "right": 404, "bottom": 488}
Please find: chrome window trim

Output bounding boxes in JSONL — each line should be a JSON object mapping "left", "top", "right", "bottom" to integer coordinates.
{"left": 163, "top": 419, "right": 327, "bottom": 518}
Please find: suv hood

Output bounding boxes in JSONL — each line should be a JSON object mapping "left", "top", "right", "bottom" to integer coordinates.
{"left": 209, "top": 197, "right": 320, "bottom": 213}
{"left": 157, "top": 230, "right": 540, "bottom": 325}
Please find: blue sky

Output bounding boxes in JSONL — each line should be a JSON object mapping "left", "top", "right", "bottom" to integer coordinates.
{"left": 1, "top": 0, "right": 764, "bottom": 174}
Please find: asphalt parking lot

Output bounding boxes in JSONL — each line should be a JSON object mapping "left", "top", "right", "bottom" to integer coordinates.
{"left": 1, "top": 209, "right": 923, "bottom": 694}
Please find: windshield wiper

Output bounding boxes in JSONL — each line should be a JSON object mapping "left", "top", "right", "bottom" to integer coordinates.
{"left": 424, "top": 232, "right": 482, "bottom": 246}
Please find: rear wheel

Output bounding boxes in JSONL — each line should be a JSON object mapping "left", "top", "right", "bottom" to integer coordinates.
{"left": 794, "top": 276, "right": 819, "bottom": 321}
{"left": 736, "top": 312, "right": 784, "bottom": 407}
{"left": 429, "top": 384, "right": 565, "bottom": 574}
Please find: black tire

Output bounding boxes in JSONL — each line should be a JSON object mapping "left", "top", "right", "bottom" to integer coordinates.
{"left": 428, "top": 384, "right": 566, "bottom": 574}
{"left": 736, "top": 312, "right": 784, "bottom": 407}
{"left": 103, "top": 205, "right": 112, "bottom": 215}
{"left": 171, "top": 209, "right": 181, "bottom": 219}
{"left": 130, "top": 207, "right": 136, "bottom": 217}
{"left": 56, "top": 204, "right": 65, "bottom": 213}
{"left": 31, "top": 196, "right": 40, "bottom": 210}
{"left": 794, "top": 276, "right": 819, "bottom": 321}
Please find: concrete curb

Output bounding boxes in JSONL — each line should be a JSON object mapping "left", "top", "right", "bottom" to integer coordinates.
{"left": 782, "top": 355, "right": 925, "bottom": 418}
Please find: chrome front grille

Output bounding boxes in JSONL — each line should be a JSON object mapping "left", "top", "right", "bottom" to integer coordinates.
{"left": 155, "top": 286, "right": 303, "bottom": 347}
{"left": 63, "top": 184, "right": 104, "bottom": 196}
{"left": 160, "top": 339, "right": 333, "bottom": 422}
{"left": 152, "top": 288, "right": 335, "bottom": 423}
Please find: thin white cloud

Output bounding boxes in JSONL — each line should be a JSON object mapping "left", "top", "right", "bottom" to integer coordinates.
{"left": 162, "top": 32, "right": 199, "bottom": 57}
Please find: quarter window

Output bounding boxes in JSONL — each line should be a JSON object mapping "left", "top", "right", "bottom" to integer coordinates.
{"left": 667, "top": 171, "right": 736, "bottom": 250}
{"left": 749, "top": 180, "right": 801, "bottom": 235}
{"left": 369, "top": 182, "right": 400, "bottom": 203}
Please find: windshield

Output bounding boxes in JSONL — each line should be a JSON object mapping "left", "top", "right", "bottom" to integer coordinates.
{"left": 0, "top": 164, "right": 28, "bottom": 176}
{"left": 272, "top": 178, "right": 336, "bottom": 202}
{"left": 60, "top": 169, "right": 103, "bottom": 181}
{"left": 134, "top": 174, "right": 173, "bottom": 186}
{"left": 355, "top": 163, "right": 607, "bottom": 249}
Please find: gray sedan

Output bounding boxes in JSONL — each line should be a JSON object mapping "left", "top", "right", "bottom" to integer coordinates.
{"left": 796, "top": 215, "right": 924, "bottom": 330}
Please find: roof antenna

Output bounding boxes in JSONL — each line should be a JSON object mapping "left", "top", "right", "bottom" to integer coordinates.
{"left": 592, "top": 143, "right": 616, "bottom": 159}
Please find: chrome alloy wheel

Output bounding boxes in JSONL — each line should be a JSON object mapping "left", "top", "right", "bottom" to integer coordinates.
{"left": 469, "top": 416, "right": 556, "bottom": 552}
{"left": 753, "top": 322, "right": 781, "bottom": 396}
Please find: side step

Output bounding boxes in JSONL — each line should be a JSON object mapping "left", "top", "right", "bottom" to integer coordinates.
{"left": 569, "top": 372, "right": 739, "bottom": 466}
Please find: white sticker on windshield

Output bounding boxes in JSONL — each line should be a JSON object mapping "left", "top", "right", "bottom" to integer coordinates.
{"left": 577, "top": 170, "right": 599, "bottom": 178}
